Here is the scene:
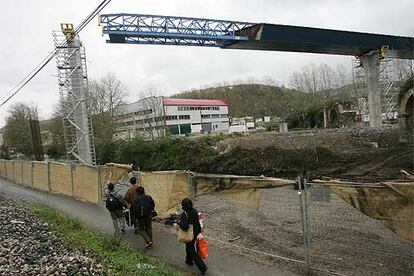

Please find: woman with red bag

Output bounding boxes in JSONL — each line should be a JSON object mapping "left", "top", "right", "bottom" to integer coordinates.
{"left": 179, "top": 198, "right": 208, "bottom": 275}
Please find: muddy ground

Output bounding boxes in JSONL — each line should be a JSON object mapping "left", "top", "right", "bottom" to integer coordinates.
{"left": 194, "top": 186, "right": 414, "bottom": 276}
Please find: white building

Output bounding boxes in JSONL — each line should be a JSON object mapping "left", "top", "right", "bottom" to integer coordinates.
{"left": 114, "top": 97, "right": 229, "bottom": 139}
{"left": 230, "top": 116, "right": 255, "bottom": 130}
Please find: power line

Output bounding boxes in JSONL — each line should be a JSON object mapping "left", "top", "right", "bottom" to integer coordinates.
{"left": 0, "top": 0, "right": 112, "bottom": 108}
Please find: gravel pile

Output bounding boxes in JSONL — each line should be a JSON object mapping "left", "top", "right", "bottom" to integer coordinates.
{"left": 0, "top": 194, "right": 107, "bottom": 275}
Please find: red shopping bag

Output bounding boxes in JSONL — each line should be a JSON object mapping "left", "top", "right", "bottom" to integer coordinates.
{"left": 196, "top": 237, "right": 208, "bottom": 259}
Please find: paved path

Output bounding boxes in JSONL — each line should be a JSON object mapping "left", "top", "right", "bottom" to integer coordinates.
{"left": 0, "top": 178, "right": 297, "bottom": 276}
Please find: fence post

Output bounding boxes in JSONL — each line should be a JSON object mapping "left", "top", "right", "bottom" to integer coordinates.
{"left": 70, "top": 164, "right": 74, "bottom": 197}
{"left": 97, "top": 166, "right": 102, "bottom": 202}
{"left": 12, "top": 160, "right": 15, "bottom": 182}
{"left": 298, "top": 175, "right": 311, "bottom": 274}
{"left": 47, "top": 162, "right": 51, "bottom": 192}
{"left": 303, "top": 178, "right": 311, "bottom": 272}
{"left": 3, "top": 161, "right": 6, "bottom": 179}
{"left": 21, "top": 160, "right": 24, "bottom": 185}
{"left": 31, "top": 162, "right": 34, "bottom": 188}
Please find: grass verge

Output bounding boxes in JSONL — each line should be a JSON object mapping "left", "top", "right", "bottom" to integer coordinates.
{"left": 30, "top": 204, "right": 185, "bottom": 276}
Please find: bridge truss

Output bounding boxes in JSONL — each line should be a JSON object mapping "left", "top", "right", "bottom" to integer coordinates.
{"left": 99, "top": 13, "right": 254, "bottom": 47}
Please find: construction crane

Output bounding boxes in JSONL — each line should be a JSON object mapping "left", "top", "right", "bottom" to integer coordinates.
{"left": 99, "top": 13, "right": 414, "bottom": 128}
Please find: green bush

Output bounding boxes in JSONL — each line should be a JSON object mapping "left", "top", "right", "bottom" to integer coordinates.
{"left": 95, "top": 135, "right": 335, "bottom": 178}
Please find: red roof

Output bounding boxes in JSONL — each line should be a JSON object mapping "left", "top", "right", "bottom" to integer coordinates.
{"left": 163, "top": 98, "right": 228, "bottom": 106}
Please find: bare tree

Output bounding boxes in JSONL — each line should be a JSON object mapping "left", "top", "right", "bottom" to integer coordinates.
{"left": 388, "top": 59, "right": 413, "bottom": 82}
{"left": 290, "top": 63, "right": 320, "bottom": 94}
{"left": 89, "top": 72, "right": 128, "bottom": 117}
{"left": 290, "top": 71, "right": 307, "bottom": 92}
{"left": 335, "top": 64, "right": 350, "bottom": 89}
{"left": 88, "top": 72, "right": 129, "bottom": 139}
{"left": 290, "top": 62, "right": 351, "bottom": 96}
{"left": 318, "top": 63, "right": 335, "bottom": 97}
{"left": 4, "top": 103, "right": 34, "bottom": 156}
{"left": 262, "top": 76, "right": 279, "bottom": 86}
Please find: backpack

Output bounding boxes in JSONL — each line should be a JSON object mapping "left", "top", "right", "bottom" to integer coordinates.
{"left": 133, "top": 195, "right": 153, "bottom": 219}
{"left": 106, "top": 194, "right": 123, "bottom": 211}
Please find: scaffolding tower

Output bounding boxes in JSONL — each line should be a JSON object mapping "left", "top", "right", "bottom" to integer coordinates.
{"left": 53, "top": 23, "right": 96, "bottom": 165}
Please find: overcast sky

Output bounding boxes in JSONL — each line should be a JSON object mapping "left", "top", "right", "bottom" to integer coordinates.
{"left": 0, "top": 0, "right": 413, "bottom": 127}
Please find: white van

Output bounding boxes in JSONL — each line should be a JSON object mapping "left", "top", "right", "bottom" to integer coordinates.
{"left": 228, "top": 125, "right": 247, "bottom": 134}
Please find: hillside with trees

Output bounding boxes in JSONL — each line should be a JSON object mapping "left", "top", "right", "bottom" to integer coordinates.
{"left": 173, "top": 83, "right": 353, "bottom": 128}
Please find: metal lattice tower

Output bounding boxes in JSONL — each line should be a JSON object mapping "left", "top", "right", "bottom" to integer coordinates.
{"left": 53, "top": 23, "right": 96, "bottom": 165}
{"left": 378, "top": 55, "right": 399, "bottom": 124}
{"left": 352, "top": 57, "right": 371, "bottom": 123}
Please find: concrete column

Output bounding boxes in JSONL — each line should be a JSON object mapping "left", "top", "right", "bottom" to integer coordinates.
{"left": 363, "top": 52, "right": 382, "bottom": 128}
{"left": 279, "top": 123, "right": 288, "bottom": 133}
{"left": 323, "top": 108, "right": 328, "bottom": 128}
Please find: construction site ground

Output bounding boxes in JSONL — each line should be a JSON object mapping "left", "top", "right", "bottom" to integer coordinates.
{"left": 1, "top": 127, "right": 413, "bottom": 275}
{"left": 196, "top": 187, "right": 414, "bottom": 276}
{"left": 202, "top": 127, "right": 414, "bottom": 275}
{"left": 215, "top": 127, "right": 413, "bottom": 181}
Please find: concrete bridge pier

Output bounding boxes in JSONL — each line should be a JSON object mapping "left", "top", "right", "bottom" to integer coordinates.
{"left": 363, "top": 51, "right": 382, "bottom": 128}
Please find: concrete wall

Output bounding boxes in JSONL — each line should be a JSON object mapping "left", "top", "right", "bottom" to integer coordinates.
{"left": 139, "top": 171, "right": 191, "bottom": 215}
{"left": 6, "top": 161, "right": 13, "bottom": 182}
{"left": 0, "top": 160, "right": 108, "bottom": 204}
{"left": 0, "top": 160, "right": 6, "bottom": 179}
{"left": 32, "top": 162, "right": 49, "bottom": 191}
{"left": 49, "top": 162, "right": 72, "bottom": 196}
{"left": 0, "top": 160, "right": 272, "bottom": 215}
{"left": 22, "top": 161, "right": 32, "bottom": 186}
{"left": 73, "top": 165, "right": 100, "bottom": 203}
{"left": 0, "top": 160, "right": 191, "bottom": 214}
{"left": 14, "top": 161, "right": 23, "bottom": 185}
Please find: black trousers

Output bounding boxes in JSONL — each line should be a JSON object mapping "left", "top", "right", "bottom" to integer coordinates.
{"left": 185, "top": 239, "right": 207, "bottom": 272}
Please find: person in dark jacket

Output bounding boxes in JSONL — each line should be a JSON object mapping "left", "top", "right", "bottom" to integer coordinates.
{"left": 179, "top": 198, "right": 207, "bottom": 275}
{"left": 133, "top": 186, "right": 155, "bottom": 248}
{"left": 124, "top": 177, "right": 140, "bottom": 228}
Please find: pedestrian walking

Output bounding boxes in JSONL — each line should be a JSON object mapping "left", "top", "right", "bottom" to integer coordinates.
{"left": 104, "top": 182, "right": 127, "bottom": 235}
{"left": 132, "top": 186, "right": 156, "bottom": 248}
{"left": 179, "top": 198, "right": 208, "bottom": 275}
{"left": 124, "top": 177, "right": 140, "bottom": 228}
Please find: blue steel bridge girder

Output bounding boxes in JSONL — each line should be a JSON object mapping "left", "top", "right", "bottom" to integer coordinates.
{"left": 100, "top": 13, "right": 414, "bottom": 59}
{"left": 100, "top": 13, "right": 255, "bottom": 47}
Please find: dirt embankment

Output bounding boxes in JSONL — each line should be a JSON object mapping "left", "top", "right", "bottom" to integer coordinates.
{"left": 210, "top": 127, "right": 412, "bottom": 181}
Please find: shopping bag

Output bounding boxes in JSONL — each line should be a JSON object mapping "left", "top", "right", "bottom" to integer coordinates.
{"left": 177, "top": 225, "right": 194, "bottom": 243}
{"left": 196, "top": 237, "right": 208, "bottom": 259}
